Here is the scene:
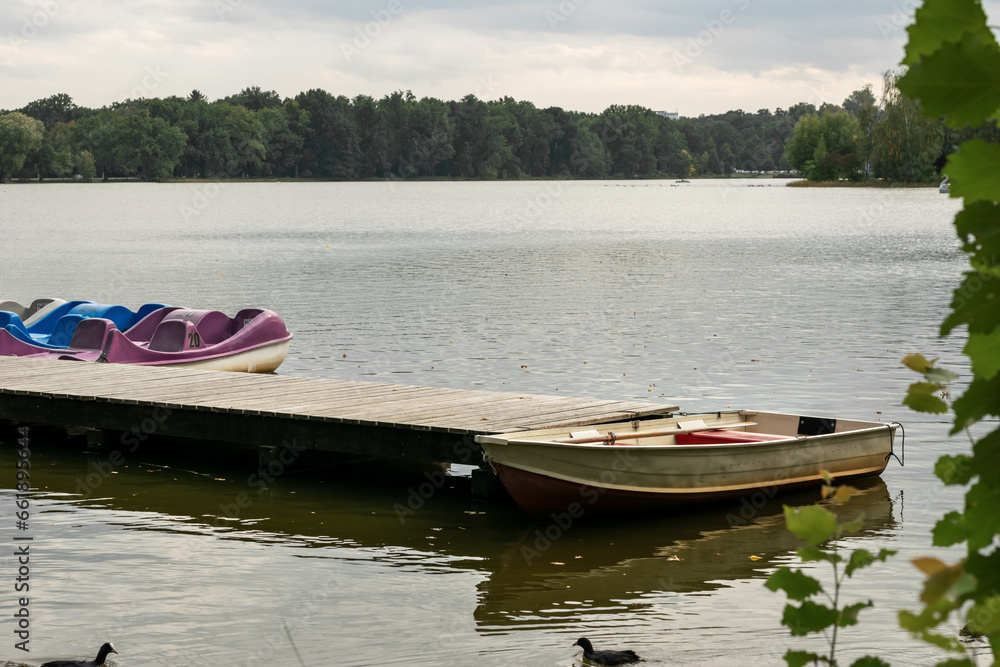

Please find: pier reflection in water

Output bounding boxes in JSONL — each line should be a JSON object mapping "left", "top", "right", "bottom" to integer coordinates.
{"left": 2, "top": 430, "right": 898, "bottom": 666}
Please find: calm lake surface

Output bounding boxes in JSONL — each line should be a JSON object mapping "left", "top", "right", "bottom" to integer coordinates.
{"left": 0, "top": 180, "right": 985, "bottom": 666}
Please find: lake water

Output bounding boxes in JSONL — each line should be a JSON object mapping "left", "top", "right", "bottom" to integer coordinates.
{"left": 0, "top": 179, "right": 985, "bottom": 666}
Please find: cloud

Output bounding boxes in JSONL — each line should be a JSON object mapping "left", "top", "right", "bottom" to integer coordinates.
{"left": 3, "top": 0, "right": 998, "bottom": 116}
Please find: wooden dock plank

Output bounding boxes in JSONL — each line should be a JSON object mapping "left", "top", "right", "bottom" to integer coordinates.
{"left": 0, "top": 356, "right": 677, "bottom": 462}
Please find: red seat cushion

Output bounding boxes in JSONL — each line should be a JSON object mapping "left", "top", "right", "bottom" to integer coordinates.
{"left": 675, "top": 430, "right": 790, "bottom": 445}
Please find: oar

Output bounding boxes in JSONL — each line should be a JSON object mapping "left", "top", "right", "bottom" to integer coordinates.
{"left": 553, "top": 421, "right": 758, "bottom": 444}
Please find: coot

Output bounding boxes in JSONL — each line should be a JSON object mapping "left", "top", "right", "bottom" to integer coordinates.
{"left": 573, "top": 637, "right": 640, "bottom": 665}
{"left": 41, "top": 642, "right": 118, "bottom": 667}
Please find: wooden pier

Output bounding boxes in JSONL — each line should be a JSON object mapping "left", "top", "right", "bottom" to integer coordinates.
{"left": 0, "top": 357, "right": 677, "bottom": 465}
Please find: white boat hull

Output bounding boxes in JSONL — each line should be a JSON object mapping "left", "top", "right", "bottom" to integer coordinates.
{"left": 476, "top": 410, "right": 900, "bottom": 518}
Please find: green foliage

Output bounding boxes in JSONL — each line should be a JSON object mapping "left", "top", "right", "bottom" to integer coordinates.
{"left": 766, "top": 480, "right": 895, "bottom": 666}
{"left": 75, "top": 150, "right": 96, "bottom": 181}
{"left": 5, "top": 75, "right": 996, "bottom": 181}
{"left": 899, "top": 34, "right": 1000, "bottom": 128}
{"left": 0, "top": 112, "right": 44, "bottom": 181}
{"left": 111, "top": 109, "right": 188, "bottom": 181}
{"left": 945, "top": 140, "right": 1000, "bottom": 202}
{"left": 787, "top": 110, "right": 862, "bottom": 181}
{"left": 902, "top": 354, "right": 960, "bottom": 414}
{"left": 870, "top": 71, "right": 944, "bottom": 182}
{"left": 898, "top": 2, "right": 1000, "bottom": 663}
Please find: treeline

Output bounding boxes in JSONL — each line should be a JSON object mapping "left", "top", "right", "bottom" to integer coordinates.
{"left": 2, "top": 79, "right": 994, "bottom": 183}
{"left": 0, "top": 88, "right": 816, "bottom": 182}
{"left": 784, "top": 72, "right": 1000, "bottom": 182}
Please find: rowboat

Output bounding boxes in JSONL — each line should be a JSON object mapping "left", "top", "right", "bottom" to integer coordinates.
{"left": 0, "top": 306, "right": 293, "bottom": 373}
{"left": 475, "top": 410, "right": 901, "bottom": 519}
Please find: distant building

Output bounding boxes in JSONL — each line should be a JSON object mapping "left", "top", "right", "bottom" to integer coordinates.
{"left": 655, "top": 110, "right": 679, "bottom": 119}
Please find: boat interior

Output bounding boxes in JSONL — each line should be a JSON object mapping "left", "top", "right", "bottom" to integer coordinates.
{"left": 493, "top": 410, "right": 892, "bottom": 447}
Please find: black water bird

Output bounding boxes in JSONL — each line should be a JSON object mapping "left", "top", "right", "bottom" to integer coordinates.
{"left": 41, "top": 642, "right": 118, "bottom": 667}
{"left": 573, "top": 637, "right": 640, "bottom": 665}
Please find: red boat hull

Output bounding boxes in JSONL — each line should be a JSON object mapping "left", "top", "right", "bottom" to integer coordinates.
{"left": 490, "top": 461, "right": 878, "bottom": 520}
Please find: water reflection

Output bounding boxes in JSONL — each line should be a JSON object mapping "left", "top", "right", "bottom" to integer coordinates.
{"left": 475, "top": 480, "right": 893, "bottom": 632}
{"left": 3, "top": 434, "right": 895, "bottom": 636}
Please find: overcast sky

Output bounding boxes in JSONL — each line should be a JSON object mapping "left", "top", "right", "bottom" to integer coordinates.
{"left": 3, "top": 0, "right": 998, "bottom": 117}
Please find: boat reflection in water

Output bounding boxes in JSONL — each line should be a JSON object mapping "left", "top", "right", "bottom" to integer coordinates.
{"left": 475, "top": 478, "right": 894, "bottom": 630}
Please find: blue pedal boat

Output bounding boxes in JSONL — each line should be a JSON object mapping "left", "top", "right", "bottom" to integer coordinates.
{"left": 0, "top": 301, "right": 168, "bottom": 349}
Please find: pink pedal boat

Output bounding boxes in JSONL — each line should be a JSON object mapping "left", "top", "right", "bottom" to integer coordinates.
{"left": 0, "top": 306, "right": 293, "bottom": 373}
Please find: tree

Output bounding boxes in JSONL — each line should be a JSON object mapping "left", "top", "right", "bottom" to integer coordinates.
{"left": 594, "top": 105, "right": 658, "bottom": 177}
{"left": 392, "top": 95, "right": 454, "bottom": 178}
{"left": 294, "top": 89, "right": 360, "bottom": 178}
{"left": 499, "top": 97, "right": 558, "bottom": 177}
{"left": 0, "top": 112, "right": 44, "bottom": 181}
{"left": 75, "top": 150, "right": 96, "bottom": 180}
{"left": 111, "top": 109, "right": 187, "bottom": 180}
{"left": 176, "top": 101, "right": 265, "bottom": 178}
{"left": 784, "top": 110, "right": 860, "bottom": 180}
{"left": 19, "top": 94, "right": 86, "bottom": 129}
{"left": 257, "top": 101, "right": 306, "bottom": 177}
{"left": 19, "top": 121, "right": 74, "bottom": 180}
{"left": 352, "top": 94, "right": 388, "bottom": 178}
{"left": 72, "top": 110, "right": 123, "bottom": 179}
{"left": 870, "top": 71, "right": 943, "bottom": 182}
{"left": 223, "top": 86, "right": 282, "bottom": 112}
{"left": 567, "top": 116, "right": 611, "bottom": 178}
{"left": 843, "top": 86, "right": 877, "bottom": 116}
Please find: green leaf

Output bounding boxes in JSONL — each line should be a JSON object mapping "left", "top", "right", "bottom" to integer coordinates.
{"left": 965, "top": 332, "right": 1000, "bottom": 381}
{"left": 839, "top": 600, "right": 874, "bottom": 626}
{"left": 971, "top": 429, "right": 1000, "bottom": 484}
{"left": 839, "top": 514, "right": 866, "bottom": 536}
{"left": 797, "top": 546, "right": 842, "bottom": 564}
{"left": 850, "top": 657, "right": 891, "bottom": 667}
{"left": 932, "top": 511, "right": 968, "bottom": 546}
{"left": 954, "top": 200, "right": 1000, "bottom": 272}
{"left": 903, "top": 353, "right": 935, "bottom": 373}
{"left": 934, "top": 660, "right": 975, "bottom": 667}
{"left": 903, "top": 0, "right": 995, "bottom": 66}
{"left": 846, "top": 549, "right": 875, "bottom": 576}
{"left": 919, "top": 630, "right": 966, "bottom": 652}
{"left": 925, "top": 365, "right": 961, "bottom": 385}
{"left": 899, "top": 598, "right": 956, "bottom": 632}
{"left": 966, "top": 595, "right": 1000, "bottom": 633}
{"left": 952, "top": 374, "right": 1000, "bottom": 434}
{"left": 941, "top": 271, "right": 1000, "bottom": 337}
{"left": 831, "top": 484, "right": 859, "bottom": 505}
{"left": 785, "top": 504, "right": 839, "bottom": 546}
{"left": 936, "top": 454, "right": 975, "bottom": 485}
{"left": 966, "top": 549, "right": 1000, "bottom": 595}
{"left": 898, "top": 36, "right": 1000, "bottom": 129}
{"left": 784, "top": 650, "right": 827, "bottom": 667}
{"left": 946, "top": 139, "right": 1000, "bottom": 203}
{"left": 920, "top": 561, "right": 967, "bottom": 604}
{"left": 783, "top": 600, "right": 838, "bottom": 636}
{"left": 960, "top": 480, "right": 1000, "bottom": 550}
{"left": 766, "top": 567, "right": 823, "bottom": 600}
{"left": 904, "top": 382, "right": 950, "bottom": 414}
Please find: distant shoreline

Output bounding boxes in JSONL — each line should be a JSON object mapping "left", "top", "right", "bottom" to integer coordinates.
{"left": 1, "top": 175, "right": 939, "bottom": 187}
{"left": 785, "top": 179, "right": 938, "bottom": 188}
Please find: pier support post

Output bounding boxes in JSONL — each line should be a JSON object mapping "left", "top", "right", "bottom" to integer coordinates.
{"left": 85, "top": 428, "right": 115, "bottom": 451}
{"left": 471, "top": 467, "right": 506, "bottom": 502}
{"left": 258, "top": 445, "right": 280, "bottom": 473}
